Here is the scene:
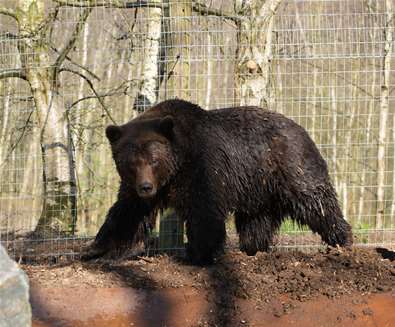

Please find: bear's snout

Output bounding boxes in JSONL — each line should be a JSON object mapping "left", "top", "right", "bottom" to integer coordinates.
{"left": 137, "top": 182, "right": 156, "bottom": 198}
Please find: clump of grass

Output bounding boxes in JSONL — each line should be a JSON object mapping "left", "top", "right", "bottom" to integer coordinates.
{"left": 280, "top": 219, "right": 310, "bottom": 233}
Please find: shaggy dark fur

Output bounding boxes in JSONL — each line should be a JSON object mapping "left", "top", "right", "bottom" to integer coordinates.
{"left": 82, "top": 99, "right": 353, "bottom": 265}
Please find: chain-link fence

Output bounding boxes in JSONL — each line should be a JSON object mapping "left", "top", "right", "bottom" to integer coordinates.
{"left": 0, "top": 0, "right": 394, "bottom": 261}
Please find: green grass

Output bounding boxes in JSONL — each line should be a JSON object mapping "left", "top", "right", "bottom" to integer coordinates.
{"left": 226, "top": 217, "right": 311, "bottom": 234}
{"left": 279, "top": 219, "right": 310, "bottom": 233}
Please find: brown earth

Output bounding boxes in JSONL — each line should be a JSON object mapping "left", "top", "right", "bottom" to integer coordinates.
{"left": 30, "top": 286, "right": 395, "bottom": 327}
{"left": 24, "top": 246, "right": 395, "bottom": 326}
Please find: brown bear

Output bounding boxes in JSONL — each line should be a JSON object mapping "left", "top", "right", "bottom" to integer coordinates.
{"left": 82, "top": 99, "right": 352, "bottom": 265}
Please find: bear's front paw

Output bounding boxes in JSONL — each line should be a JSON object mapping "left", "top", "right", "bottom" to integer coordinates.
{"left": 80, "top": 240, "right": 110, "bottom": 261}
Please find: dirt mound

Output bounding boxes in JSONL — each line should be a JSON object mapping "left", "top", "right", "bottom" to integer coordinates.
{"left": 25, "top": 247, "right": 394, "bottom": 297}
{"left": 208, "top": 247, "right": 395, "bottom": 301}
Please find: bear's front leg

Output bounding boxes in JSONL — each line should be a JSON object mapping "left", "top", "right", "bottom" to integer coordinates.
{"left": 184, "top": 207, "right": 227, "bottom": 266}
{"left": 81, "top": 197, "right": 151, "bottom": 260}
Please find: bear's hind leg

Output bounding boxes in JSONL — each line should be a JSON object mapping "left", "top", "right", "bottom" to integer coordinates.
{"left": 292, "top": 189, "right": 353, "bottom": 247}
{"left": 235, "top": 212, "right": 283, "bottom": 256}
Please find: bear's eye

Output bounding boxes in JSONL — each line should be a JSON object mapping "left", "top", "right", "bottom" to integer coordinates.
{"left": 151, "top": 159, "right": 159, "bottom": 166}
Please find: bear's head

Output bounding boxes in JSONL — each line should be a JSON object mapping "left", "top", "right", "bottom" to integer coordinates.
{"left": 106, "top": 116, "right": 176, "bottom": 199}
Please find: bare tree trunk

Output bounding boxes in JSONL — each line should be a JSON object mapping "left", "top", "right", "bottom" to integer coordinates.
{"left": 133, "top": 2, "right": 162, "bottom": 113}
{"left": 81, "top": 42, "right": 100, "bottom": 235}
{"left": 163, "top": 1, "right": 191, "bottom": 100}
{"left": 205, "top": 32, "right": 212, "bottom": 109}
{"left": 77, "top": 22, "right": 90, "bottom": 114}
{"left": 72, "top": 20, "right": 90, "bottom": 235}
{"left": 76, "top": 21, "right": 90, "bottom": 177}
{"left": 391, "top": 114, "right": 395, "bottom": 219}
{"left": 124, "top": 64, "right": 135, "bottom": 120}
{"left": 330, "top": 88, "right": 338, "bottom": 191}
{"left": 159, "top": 1, "right": 192, "bottom": 251}
{"left": 124, "top": 11, "right": 140, "bottom": 121}
{"left": 0, "top": 82, "right": 11, "bottom": 164}
{"left": 357, "top": 72, "right": 375, "bottom": 225}
{"left": 235, "top": 0, "right": 282, "bottom": 108}
{"left": 28, "top": 72, "right": 72, "bottom": 236}
{"left": 20, "top": 133, "right": 38, "bottom": 195}
{"left": 0, "top": 0, "right": 91, "bottom": 236}
{"left": 16, "top": 0, "right": 71, "bottom": 236}
{"left": 342, "top": 71, "right": 359, "bottom": 221}
{"left": 376, "top": 0, "right": 393, "bottom": 229}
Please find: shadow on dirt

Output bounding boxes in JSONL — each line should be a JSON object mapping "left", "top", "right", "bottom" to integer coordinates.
{"left": 82, "top": 260, "right": 173, "bottom": 327}
{"left": 28, "top": 255, "right": 173, "bottom": 327}
{"left": 169, "top": 252, "right": 245, "bottom": 326}
{"left": 205, "top": 256, "right": 245, "bottom": 326}
{"left": 30, "top": 291, "right": 63, "bottom": 327}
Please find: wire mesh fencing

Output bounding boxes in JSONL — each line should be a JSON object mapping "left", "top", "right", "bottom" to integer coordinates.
{"left": 0, "top": 0, "right": 394, "bottom": 262}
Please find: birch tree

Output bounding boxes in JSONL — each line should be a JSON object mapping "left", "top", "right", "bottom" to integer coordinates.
{"left": 133, "top": 1, "right": 162, "bottom": 113}
{"left": 376, "top": 0, "right": 393, "bottom": 229}
{"left": 0, "top": 82, "right": 12, "bottom": 165}
{"left": 0, "top": 1, "right": 91, "bottom": 236}
{"left": 391, "top": 115, "right": 395, "bottom": 220}
{"left": 330, "top": 88, "right": 338, "bottom": 191}
{"left": 234, "top": 0, "right": 282, "bottom": 107}
{"left": 342, "top": 74, "right": 359, "bottom": 221}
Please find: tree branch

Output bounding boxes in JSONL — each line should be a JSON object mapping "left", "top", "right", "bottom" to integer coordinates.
{"left": 0, "top": 7, "right": 17, "bottom": 20}
{"left": 50, "top": 45, "right": 100, "bottom": 81}
{"left": 192, "top": 1, "right": 241, "bottom": 23}
{"left": 68, "top": 89, "right": 125, "bottom": 110}
{"left": 49, "top": 5, "right": 60, "bottom": 41}
{"left": 53, "top": 0, "right": 167, "bottom": 9}
{"left": 59, "top": 67, "right": 116, "bottom": 124}
{"left": 0, "top": 69, "right": 27, "bottom": 80}
{"left": 52, "top": 7, "right": 92, "bottom": 87}
{"left": 53, "top": 0, "right": 240, "bottom": 20}
{"left": 68, "top": 78, "right": 139, "bottom": 110}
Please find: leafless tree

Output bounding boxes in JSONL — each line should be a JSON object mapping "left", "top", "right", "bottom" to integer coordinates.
{"left": 375, "top": 0, "right": 393, "bottom": 229}
{"left": 234, "top": 0, "right": 282, "bottom": 107}
{"left": 133, "top": 1, "right": 162, "bottom": 113}
{"left": 0, "top": 0, "right": 92, "bottom": 236}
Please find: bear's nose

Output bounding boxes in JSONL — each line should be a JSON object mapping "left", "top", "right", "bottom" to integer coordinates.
{"left": 139, "top": 182, "right": 153, "bottom": 194}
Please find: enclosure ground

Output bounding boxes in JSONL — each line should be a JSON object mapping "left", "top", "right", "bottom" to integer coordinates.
{"left": 30, "top": 287, "right": 394, "bottom": 327}
{"left": 24, "top": 246, "right": 395, "bottom": 327}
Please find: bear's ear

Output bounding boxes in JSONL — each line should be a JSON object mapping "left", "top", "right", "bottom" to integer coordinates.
{"left": 159, "top": 116, "right": 174, "bottom": 139}
{"left": 106, "top": 125, "right": 122, "bottom": 143}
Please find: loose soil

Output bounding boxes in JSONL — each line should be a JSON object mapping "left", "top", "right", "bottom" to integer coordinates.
{"left": 23, "top": 245, "right": 395, "bottom": 327}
